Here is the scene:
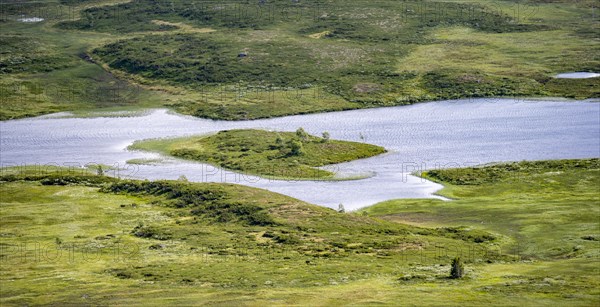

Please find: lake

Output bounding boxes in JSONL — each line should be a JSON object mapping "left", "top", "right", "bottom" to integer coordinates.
{"left": 1, "top": 98, "right": 599, "bottom": 210}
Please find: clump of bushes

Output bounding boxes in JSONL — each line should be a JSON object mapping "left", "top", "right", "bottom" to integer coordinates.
{"left": 262, "top": 231, "right": 301, "bottom": 244}
{"left": 192, "top": 201, "right": 275, "bottom": 226}
{"left": 425, "top": 159, "right": 600, "bottom": 185}
{"left": 100, "top": 180, "right": 227, "bottom": 206}
{"left": 0, "top": 173, "right": 115, "bottom": 186}
{"left": 425, "top": 168, "right": 504, "bottom": 185}
{"left": 289, "top": 140, "right": 304, "bottom": 156}
{"left": 102, "top": 180, "right": 276, "bottom": 226}
{"left": 131, "top": 224, "right": 172, "bottom": 240}
{"left": 439, "top": 227, "right": 496, "bottom": 243}
{"left": 0, "top": 168, "right": 117, "bottom": 187}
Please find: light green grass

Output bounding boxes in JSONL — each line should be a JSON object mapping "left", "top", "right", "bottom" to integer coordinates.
{"left": 362, "top": 159, "right": 600, "bottom": 260}
{"left": 1, "top": 160, "right": 599, "bottom": 305}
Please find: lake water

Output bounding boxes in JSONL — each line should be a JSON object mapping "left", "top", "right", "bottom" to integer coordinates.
{"left": 554, "top": 72, "right": 600, "bottom": 79}
{"left": 17, "top": 17, "right": 44, "bottom": 23}
{"left": 1, "top": 98, "right": 599, "bottom": 210}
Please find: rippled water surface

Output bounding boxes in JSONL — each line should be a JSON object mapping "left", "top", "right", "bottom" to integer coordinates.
{"left": 1, "top": 98, "right": 599, "bottom": 210}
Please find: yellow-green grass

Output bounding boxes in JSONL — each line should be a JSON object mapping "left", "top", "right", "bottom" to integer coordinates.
{"left": 1, "top": 160, "right": 599, "bottom": 305}
{"left": 361, "top": 159, "right": 600, "bottom": 262}
{"left": 0, "top": 175, "right": 485, "bottom": 305}
{"left": 128, "top": 129, "right": 386, "bottom": 180}
{"left": 397, "top": 27, "right": 598, "bottom": 77}
{"left": 395, "top": 26, "right": 599, "bottom": 99}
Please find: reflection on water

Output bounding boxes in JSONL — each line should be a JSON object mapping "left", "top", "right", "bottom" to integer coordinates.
{"left": 1, "top": 98, "right": 599, "bottom": 210}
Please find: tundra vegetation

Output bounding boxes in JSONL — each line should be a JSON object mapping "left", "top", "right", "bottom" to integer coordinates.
{"left": 128, "top": 129, "right": 386, "bottom": 180}
{"left": 1, "top": 0, "right": 599, "bottom": 305}
{"left": 1, "top": 0, "right": 598, "bottom": 120}
{"left": 0, "top": 159, "right": 598, "bottom": 305}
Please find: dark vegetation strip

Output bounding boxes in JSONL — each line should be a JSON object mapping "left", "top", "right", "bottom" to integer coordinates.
{"left": 424, "top": 158, "right": 600, "bottom": 185}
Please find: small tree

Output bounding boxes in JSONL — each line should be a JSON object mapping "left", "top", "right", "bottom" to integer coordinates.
{"left": 275, "top": 135, "right": 284, "bottom": 148}
{"left": 96, "top": 165, "right": 103, "bottom": 176}
{"left": 322, "top": 131, "right": 330, "bottom": 143}
{"left": 296, "top": 127, "right": 309, "bottom": 142}
{"left": 178, "top": 175, "right": 189, "bottom": 182}
{"left": 338, "top": 203, "right": 345, "bottom": 213}
{"left": 450, "top": 257, "right": 464, "bottom": 279}
{"left": 290, "top": 140, "right": 304, "bottom": 156}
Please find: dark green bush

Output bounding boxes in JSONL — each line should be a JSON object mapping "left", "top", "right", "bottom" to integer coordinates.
{"left": 439, "top": 227, "right": 496, "bottom": 243}
{"left": 450, "top": 257, "right": 464, "bottom": 279}
{"left": 131, "top": 224, "right": 172, "bottom": 240}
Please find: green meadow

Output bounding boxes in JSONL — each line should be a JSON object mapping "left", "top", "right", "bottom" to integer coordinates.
{"left": 1, "top": 0, "right": 599, "bottom": 305}
{"left": 128, "top": 129, "right": 386, "bottom": 180}
{"left": 1, "top": 159, "right": 598, "bottom": 305}
{"left": 1, "top": 0, "right": 598, "bottom": 120}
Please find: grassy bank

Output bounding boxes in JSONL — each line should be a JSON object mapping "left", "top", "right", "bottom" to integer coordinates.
{"left": 359, "top": 159, "right": 600, "bottom": 295}
{"left": 1, "top": 159, "right": 599, "bottom": 305}
{"left": 362, "top": 159, "right": 600, "bottom": 259}
{"left": 128, "top": 129, "right": 386, "bottom": 180}
{"left": 2, "top": 0, "right": 598, "bottom": 120}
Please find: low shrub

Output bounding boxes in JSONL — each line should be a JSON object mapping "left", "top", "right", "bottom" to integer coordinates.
{"left": 102, "top": 180, "right": 276, "bottom": 226}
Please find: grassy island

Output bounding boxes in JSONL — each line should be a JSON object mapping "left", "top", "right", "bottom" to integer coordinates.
{"left": 128, "top": 129, "right": 386, "bottom": 180}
